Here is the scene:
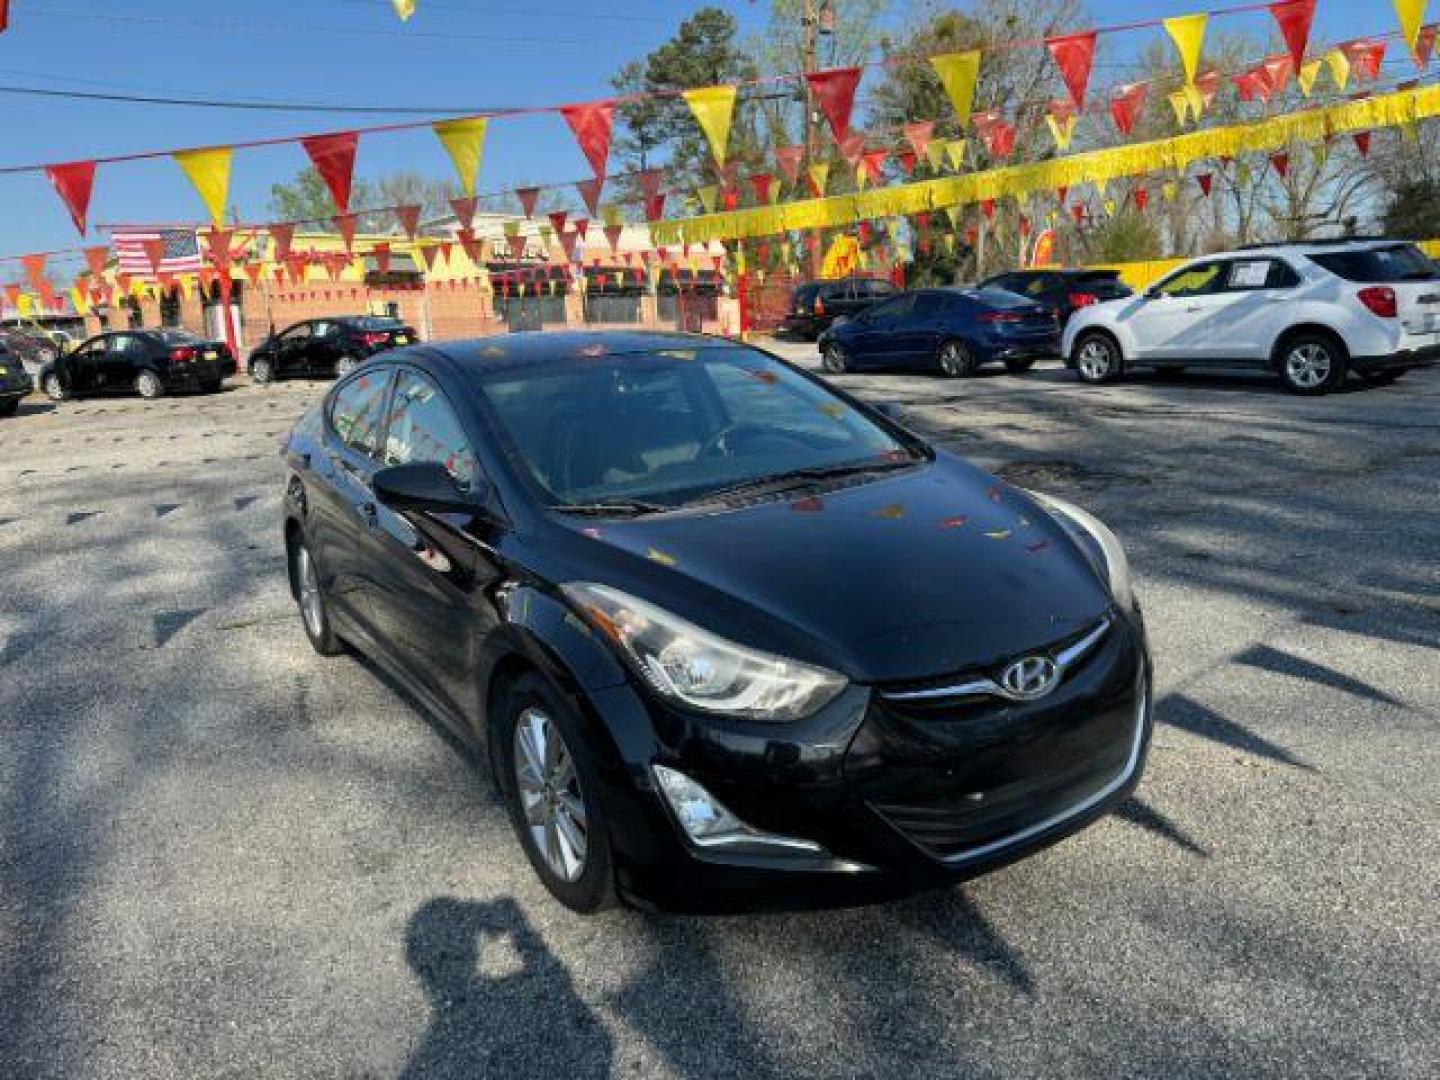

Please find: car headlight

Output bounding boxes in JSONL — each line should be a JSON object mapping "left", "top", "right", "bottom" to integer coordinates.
{"left": 1031, "top": 493, "right": 1136, "bottom": 610}
{"left": 561, "top": 583, "right": 848, "bottom": 721}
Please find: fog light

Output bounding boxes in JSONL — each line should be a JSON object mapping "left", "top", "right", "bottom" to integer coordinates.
{"left": 652, "top": 765, "right": 824, "bottom": 855}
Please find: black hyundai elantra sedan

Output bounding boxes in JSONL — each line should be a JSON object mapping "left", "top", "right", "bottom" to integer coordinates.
{"left": 280, "top": 331, "right": 1151, "bottom": 913}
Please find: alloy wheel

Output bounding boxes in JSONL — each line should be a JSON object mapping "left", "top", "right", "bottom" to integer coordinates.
{"left": 43, "top": 374, "right": 64, "bottom": 401}
{"left": 513, "top": 706, "right": 588, "bottom": 883}
{"left": 1076, "top": 338, "right": 1115, "bottom": 381}
{"left": 297, "top": 546, "right": 325, "bottom": 640}
{"left": 137, "top": 372, "right": 163, "bottom": 399}
{"left": 939, "top": 342, "right": 971, "bottom": 377}
{"left": 252, "top": 359, "right": 274, "bottom": 384}
{"left": 1285, "top": 343, "right": 1331, "bottom": 390}
{"left": 822, "top": 345, "right": 847, "bottom": 373}
{"left": 335, "top": 356, "right": 359, "bottom": 378}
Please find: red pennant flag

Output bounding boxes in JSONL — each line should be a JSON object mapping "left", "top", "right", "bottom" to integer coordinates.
{"left": 985, "top": 122, "right": 1016, "bottom": 159}
{"left": 373, "top": 242, "right": 392, "bottom": 275}
{"left": 270, "top": 222, "right": 296, "bottom": 261}
{"left": 243, "top": 263, "right": 264, "bottom": 287}
{"left": 645, "top": 193, "right": 667, "bottom": 221}
{"left": 721, "top": 186, "right": 739, "bottom": 212}
{"left": 603, "top": 225, "right": 623, "bottom": 255}
{"left": 1341, "top": 39, "right": 1386, "bottom": 81}
{"left": 84, "top": 245, "right": 109, "bottom": 277}
{"left": 394, "top": 205, "right": 422, "bottom": 239}
{"left": 515, "top": 186, "right": 541, "bottom": 218}
{"left": 1353, "top": 130, "right": 1372, "bottom": 157}
{"left": 895, "top": 149, "right": 917, "bottom": 176}
{"left": 3, "top": 283, "right": 21, "bottom": 309}
{"left": 202, "top": 228, "right": 235, "bottom": 270}
{"left": 860, "top": 149, "right": 887, "bottom": 184}
{"left": 547, "top": 210, "right": 569, "bottom": 237}
{"left": 415, "top": 245, "right": 437, "bottom": 272}
{"left": 141, "top": 239, "right": 166, "bottom": 274}
{"left": 1133, "top": 188, "right": 1149, "bottom": 212}
{"left": 436, "top": 241, "right": 453, "bottom": 266}
{"left": 1109, "top": 82, "right": 1148, "bottom": 136}
{"left": 1262, "top": 54, "right": 1293, "bottom": 94}
{"left": 1070, "top": 203, "right": 1086, "bottom": 226}
{"left": 1270, "top": 152, "right": 1290, "bottom": 179}
{"left": 1268, "top": 1, "right": 1315, "bottom": 72}
{"left": 838, "top": 132, "right": 866, "bottom": 167}
{"left": 1197, "top": 173, "right": 1214, "bottom": 197}
{"left": 748, "top": 172, "right": 774, "bottom": 203}
{"left": 301, "top": 132, "right": 360, "bottom": 213}
{"left": 774, "top": 145, "right": 804, "bottom": 185}
{"left": 559, "top": 230, "right": 579, "bottom": 261}
{"left": 576, "top": 176, "right": 604, "bottom": 217}
{"left": 457, "top": 229, "right": 481, "bottom": 264}
{"left": 45, "top": 161, "right": 97, "bottom": 236}
{"left": 981, "top": 199, "right": 996, "bottom": 220}
{"left": 332, "top": 213, "right": 358, "bottom": 253}
{"left": 1046, "top": 31, "right": 1098, "bottom": 109}
{"left": 1056, "top": 185, "right": 1069, "bottom": 204}
{"left": 805, "top": 67, "right": 863, "bottom": 142}
{"left": 1415, "top": 25, "right": 1437, "bottom": 69}
{"left": 507, "top": 233, "right": 528, "bottom": 262}
{"left": 21, "top": 254, "right": 45, "bottom": 290}
{"left": 449, "top": 196, "right": 477, "bottom": 230}
{"left": 1, "top": 2, "right": 9, "bottom": 34}
{"left": 560, "top": 100, "right": 615, "bottom": 177}
{"left": 902, "top": 121, "right": 934, "bottom": 160}
{"left": 1195, "top": 70, "right": 1224, "bottom": 110}
{"left": 573, "top": 217, "right": 590, "bottom": 241}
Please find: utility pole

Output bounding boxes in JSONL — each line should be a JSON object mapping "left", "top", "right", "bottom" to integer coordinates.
{"left": 801, "top": 0, "right": 824, "bottom": 278}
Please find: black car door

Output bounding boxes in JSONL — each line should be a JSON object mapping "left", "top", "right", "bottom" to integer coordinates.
{"left": 368, "top": 367, "right": 499, "bottom": 718}
{"left": 309, "top": 367, "right": 396, "bottom": 635}
{"left": 64, "top": 337, "right": 107, "bottom": 394}
{"left": 308, "top": 320, "right": 344, "bottom": 373}
{"left": 274, "top": 322, "right": 313, "bottom": 376}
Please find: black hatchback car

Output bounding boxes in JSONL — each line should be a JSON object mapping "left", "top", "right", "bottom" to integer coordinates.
{"left": 782, "top": 276, "right": 898, "bottom": 339}
{"left": 248, "top": 316, "right": 416, "bottom": 384}
{"left": 819, "top": 288, "right": 1060, "bottom": 377}
{"left": 281, "top": 332, "right": 1150, "bottom": 913}
{"left": 0, "top": 340, "right": 33, "bottom": 417}
{"left": 39, "top": 329, "right": 235, "bottom": 401}
{"left": 980, "top": 269, "right": 1133, "bottom": 327}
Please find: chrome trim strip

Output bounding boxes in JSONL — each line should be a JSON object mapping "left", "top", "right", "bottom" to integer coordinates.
{"left": 881, "top": 616, "right": 1112, "bottom": 703}
{"left": 939, "top": 677, "right": 1149, "bottom": 866}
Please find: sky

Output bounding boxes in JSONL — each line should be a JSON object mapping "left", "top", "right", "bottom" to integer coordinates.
{"left": 0, "top": 0, "right": 1412, "bottom": 276}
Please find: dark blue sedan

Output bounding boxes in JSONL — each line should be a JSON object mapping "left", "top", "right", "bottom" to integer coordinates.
{"left": 818, "top": 287, "right": 1060, "bottom": 377}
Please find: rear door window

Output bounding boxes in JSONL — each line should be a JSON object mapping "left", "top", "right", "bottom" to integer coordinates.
{"left": 1308, "top": 245, "right": 1439, "bottom": 283}
{"left": 328, "top": 369, "right": 393, "bottom": 458}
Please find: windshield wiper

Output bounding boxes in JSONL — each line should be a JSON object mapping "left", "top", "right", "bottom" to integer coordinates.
{"left": 550, "top": 499, "right": 669, "bottom": 517}
{"left": 687, "top": 456, "right": 922, "bottom": 506}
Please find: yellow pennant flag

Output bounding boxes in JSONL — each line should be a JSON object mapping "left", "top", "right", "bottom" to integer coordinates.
{"left": 945, "top": 139, "right": 966, "bottom": 171}
{"left": 432, "top": 117, "right": 488, "bottom": 197}
{"left": 807, "top": 162, "right": 830, "bottom": 196}
{"left": 930, "top": 51, "right": 982, "bottom": 126}
{"left": 925, "top": 138, "right": 948, "bottom": 171}
{"left": 1401, "top": 120, "right": 1420, "bottom": 143}
{"left": 1325, "top": 48, "right": 1350, "bottom": 91}
{"left": 1045, "top": 115, "right": 1076, "bottom": 151}
{"left": 178, "top": 276, "right": 193, "bottom": 301}
{"left": 1183, "top": 83, "right": 1204, "bottom": 118}
{"left": 1103, "top": 198, "right": 1117, "bottom": 217}
{"left": 173, "top": 147, "right": 233, "bottom": 227}
{"left": 70, "top": 287, "right": 89, "bottom": 316}
{"left": 1297, "top": 59, "right": 1322, "bottom": 97}
{"left": 855, "top": 164, "right": 869, "bottom": 191}
{"left": 696, "top": 184, "right": 719, "bottom": 214}
{"left": 1312, "top": 142, "right": 1328, "bottom": 169}
{"left": 392, "top": 0, "right": 416, "bottom": 22}
{"left": 1394, "top": 0, "right": 1427, "bottom": 52}
{"left": 1162, "top": 180, "right": 1178, "bottom": 203}
{"left": 1164, "top": 14, "right": 1208, "bottom": 86}
{"left": 683, "top": 85, "right": 738, "bottom": 167}
{"left": 1167, "top": 90, "right": 1191, "bottom": 126}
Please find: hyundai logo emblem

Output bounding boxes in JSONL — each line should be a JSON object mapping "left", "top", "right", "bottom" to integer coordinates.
{"left": 998, "top": 655, "right": 1060, "bottom": 700}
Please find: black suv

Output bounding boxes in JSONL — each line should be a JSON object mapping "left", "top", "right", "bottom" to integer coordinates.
{"left": 39, "top": 329, "right": 235, "bottom": 401}
{"left": 248, "top": 316, "right": 416, "bottom": 384}
{"left": 980, "top": 269, "right": 1133, "bottom": 327}
{"left": 783, "top": 277, "right": 899, "bottom": 339}
{"left": 0, "top": 340, "right": 33, "bottom": 416}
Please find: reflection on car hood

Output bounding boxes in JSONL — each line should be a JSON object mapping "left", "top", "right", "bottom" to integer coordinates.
{"left": 551, "top": 454, "right": 1112, "bottom": 683}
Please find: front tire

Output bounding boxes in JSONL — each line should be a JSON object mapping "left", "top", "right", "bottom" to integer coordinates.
{"left": 293, "top": 539, "right": 345, "bottom": 656}
{"left": 1278, "top": 334, "right": 1346, "bottom": 396}
{"left": 937, "top": 340, "right": 977, "bottom": 378}
{"left": 497, "top": 673, "right": 617, "bottom": 914}
{"left": 42, "top": 373, "right": 68, "bottom": 401}
{"left": 0, "top": 399, "right": 18, "bottom": 418}
{"left": 250, "top": 357, "right": 275, "bottom": 385}
{"left": 334, "top": 355, "right": 361, "bottom": 379}
{"left": 821, "top": 343, "right": 849, "bottom": 374}
{"left": 1074, "top": 332, "right": 1122, "bottom": 384}
{"left": 136, "top": 370, "right": 165, "bottom": 400}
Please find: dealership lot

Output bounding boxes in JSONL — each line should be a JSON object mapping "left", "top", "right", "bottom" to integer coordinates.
{"left": 1, "top": 354, "right": 1437, "bottom": 1078}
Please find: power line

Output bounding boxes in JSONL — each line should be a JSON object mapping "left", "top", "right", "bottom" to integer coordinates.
{"left": 0, "top": 83, "right": 514, "bottom": 115}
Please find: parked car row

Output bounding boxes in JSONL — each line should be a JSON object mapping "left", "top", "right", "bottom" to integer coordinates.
{"left": 248, "top": 316, "right": 416, "bottom": 384}
{"left": 0, "top": 340, "right": 34, "bottom": 416}
{"left": 796, "top": 238, "right": 1438, "bottom": 396}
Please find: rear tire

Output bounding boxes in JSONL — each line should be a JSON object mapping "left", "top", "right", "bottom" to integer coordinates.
{"left": 292, "top": 539, "right": 345, "bottom": 657}
{"left": 250, "top": 357, "right": 275, "bottom": 385}
{"left": 42, "top": 373, "right": 68, "bottom": 401}
{"left": 1074, "top": 332, "right": 1122, "bottom": 384}
{"left": 0, "top": 399, "right": 18, "bottom": 418}
{"left": 334, "top": 355, "right": 361, "bottom": 379}
{"left": 1004, "top": 357, "right": 1036, "bottom": 375}
{"left": 937, "top": 340, "right": 977, "bottom": 378}
{"left": 136, "top": 370, "right": 165, "bottom": 400}
{"left": 496, "top": 673, "right": 618, "bottom": 914}
{"left": 1278, "top": 333, "right": 1346, "bottom": 396}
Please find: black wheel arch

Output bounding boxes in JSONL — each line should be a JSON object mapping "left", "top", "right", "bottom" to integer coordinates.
{"left": 1268, "top": 324, "right": 1349, "bottom": 373}
{"left": 1071, "top": 326, "right": 1124, "bottom": 366}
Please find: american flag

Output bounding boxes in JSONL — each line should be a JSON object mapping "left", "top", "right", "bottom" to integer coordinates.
{"left": 111, "top": 228, "right": 204, "bottom": 277}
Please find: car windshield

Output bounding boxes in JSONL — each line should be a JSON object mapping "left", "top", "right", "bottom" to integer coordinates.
{"left": 155, "top": 330, "right": 203, "bottom": 344}
{"left": 1307, "top": 244, "right": 1439, "bottom": 282}
{"left": 472, "top": 345, "right": 923, "bottom": 511}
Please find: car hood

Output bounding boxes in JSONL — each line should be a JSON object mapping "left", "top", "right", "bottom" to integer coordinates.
{"left": 541, "top": 454, "right": 1114, "bottom": 684}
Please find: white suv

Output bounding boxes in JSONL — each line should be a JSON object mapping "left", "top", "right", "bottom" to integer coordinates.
{"left": 1061, "top": 240, "right": 1440, "bottom": 395}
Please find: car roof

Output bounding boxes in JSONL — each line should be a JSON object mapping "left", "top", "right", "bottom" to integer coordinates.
{"left": 426, "top": 331, "right": 749, "bottom": 375}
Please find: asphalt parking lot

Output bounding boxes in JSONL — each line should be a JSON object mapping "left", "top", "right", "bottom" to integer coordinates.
{"left": 2, "top": 348, "right": 1437, "bottom": 1079}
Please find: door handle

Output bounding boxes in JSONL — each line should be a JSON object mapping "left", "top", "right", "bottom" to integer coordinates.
{"left": 1184, "top": 306, "right": 1203, "bottom": 313}
{"left": 360, "top": 501, "right": 378, "bottom": 527}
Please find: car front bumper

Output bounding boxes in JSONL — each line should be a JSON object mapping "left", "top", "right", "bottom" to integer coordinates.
{"left": 584, "top": 609, "right": 1152, "bottom": 911}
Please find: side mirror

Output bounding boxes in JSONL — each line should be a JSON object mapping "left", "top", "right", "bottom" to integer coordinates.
{"left": 373, "top": 462, "right": 483, "bottom": 515}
